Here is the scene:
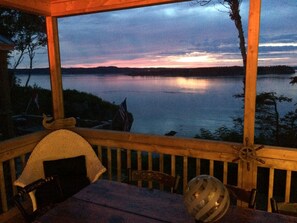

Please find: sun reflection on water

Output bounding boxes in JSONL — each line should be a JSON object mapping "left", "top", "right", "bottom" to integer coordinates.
{"left": 175, "top": 77, "right": 210, "bottom": 93}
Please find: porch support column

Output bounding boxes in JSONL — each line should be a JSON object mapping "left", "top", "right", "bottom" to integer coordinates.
{"left": 46, "top": 16, "right": 64, "bottom": 119}
{"left": 240, "top": 0, "right": 261, "bottom": 190}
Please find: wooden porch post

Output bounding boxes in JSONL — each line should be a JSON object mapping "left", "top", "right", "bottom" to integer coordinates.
{"left": 240, "top": 0, "right": 262, "bottom": 190}
{"left": 46, "top": 16, "right": 64, "bottom": 119}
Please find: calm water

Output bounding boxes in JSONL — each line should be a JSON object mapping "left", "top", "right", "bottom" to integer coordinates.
{"left": 17, "top": 73, "right": 297, "bottom": 138}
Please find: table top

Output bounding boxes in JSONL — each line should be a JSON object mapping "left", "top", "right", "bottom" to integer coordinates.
{"left": 35, "top": 180, "right": 297, "bottom": 223}
{"left": 35, "top": 179, "right": 193, "bottom": 223}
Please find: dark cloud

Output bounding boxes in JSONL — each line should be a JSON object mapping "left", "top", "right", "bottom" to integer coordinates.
{"left": 12, "top": 0, "right": 297, "bottom": 68}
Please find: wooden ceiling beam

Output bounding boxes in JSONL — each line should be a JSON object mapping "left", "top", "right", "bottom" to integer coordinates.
{"left": 0, "top": 0, "right": 51, "bottom": 16}
{"left": 50, "top": 0, "right": 188, "bottom": 17}
{"left": 1, "top": 0, "right": 187, "bottom": 17}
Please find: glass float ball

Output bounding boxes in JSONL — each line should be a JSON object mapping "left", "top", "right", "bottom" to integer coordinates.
{"left": 183, "top": 175, "right": 230, "bottom": 223}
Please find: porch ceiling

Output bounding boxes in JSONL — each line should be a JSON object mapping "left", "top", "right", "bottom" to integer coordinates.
{"left": 1, "top": 0, "right": 187, "bottom": 17}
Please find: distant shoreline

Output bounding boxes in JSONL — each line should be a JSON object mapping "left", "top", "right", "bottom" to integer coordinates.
{"left": 12, "top": 65, "right": 296, "bottom": 77}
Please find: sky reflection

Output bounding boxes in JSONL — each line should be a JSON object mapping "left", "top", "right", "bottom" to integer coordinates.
{"left": 16, "top": 73, "right": 296, "bottom": 137}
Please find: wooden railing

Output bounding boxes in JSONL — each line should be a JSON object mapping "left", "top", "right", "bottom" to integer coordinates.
{"left": 1, "top": 128, "right": 297, "bottom": 221}
{"left": 0, "top": 131, "right": 49, "bottom": 222}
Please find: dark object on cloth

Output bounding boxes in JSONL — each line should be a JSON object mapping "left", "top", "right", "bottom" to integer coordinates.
{"left": 43, "top": 155, "right": 90, "bottom": 199}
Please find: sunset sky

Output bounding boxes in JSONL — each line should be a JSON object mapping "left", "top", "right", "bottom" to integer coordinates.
{"left": 16, "top": 0, "right": 297, "bottom": 68}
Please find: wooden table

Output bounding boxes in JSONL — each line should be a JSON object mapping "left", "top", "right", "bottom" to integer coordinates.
{"left": 34, "top": 179, "right": 193, "bottom": 223}
{"left": 34, "top": 180, "right": 297, "bottom": 223}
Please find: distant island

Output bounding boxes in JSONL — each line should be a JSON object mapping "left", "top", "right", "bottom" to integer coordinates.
{"left": 12, "top": 65, "right": 295, "bottom": 77}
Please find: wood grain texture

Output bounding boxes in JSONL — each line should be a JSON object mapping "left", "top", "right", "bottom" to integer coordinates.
{"left": 34, "top": 180, "right": 297, "bottom": 223}
{"left": 0, "top": 0, "right": 50, "bottom": 15}
{"left": 74, "top": 180, "right": 192, "bottom": 222}
{"left": 36, "top": 180, "right": 194, "bottom": 223}
{"left": 35, "top": 198, "right": 165, "bottom": 223}
{"left": 46, "top": 16, "right": 64, "bottom": 120}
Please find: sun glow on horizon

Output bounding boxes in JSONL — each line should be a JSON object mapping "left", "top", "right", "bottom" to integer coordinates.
{"left": 173, "top": 52, "right": 214, "bottom": 63}
{"left": 62, "top": 51, "right": 244, "bottom": 69}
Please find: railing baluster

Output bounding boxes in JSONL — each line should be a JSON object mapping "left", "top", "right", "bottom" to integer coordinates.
{"left": 171, "top": 155, "right": 175, "bottom": 176}
{"left": 159, "top": 154, "right": 164, "bottom": 190}
{"left": 0, "top": 162, "right": 8, "bottom": 212}
{"left": 196, "top": 158, "right": 201, "bottom": 176}
{"left": 127, "top": 149, "right": 131, "bottom": 169}
{"left": 285, "top": 170, "right": 291, "bottom": 202}
{"left": 116, "top": 148, "right": 121, "bottom": 182}
{"left": 148, "top": 152, "right": 153, "bottom": 188}
{"left": 268, "top": 168, "right": 275, "bottom": 212}
{"left": 209, "top": 160, "right": 214, "bottom": 176}
{"left": 183, "top": 156, "right": 188, "bottom": 193}
{"left": 238, "top": 161, "right": 243, "bottom": 187}
{"left": 223, "top": 161, "right": 228, "bottom": 184}
{"left": 137, "top": 151, "right": 142, "bottom": 187}
{"left": 96, "top": 146, "right": 104, "bottom": 179}
{"left": 107, "top": 147, "right": 112, "bottom": 180}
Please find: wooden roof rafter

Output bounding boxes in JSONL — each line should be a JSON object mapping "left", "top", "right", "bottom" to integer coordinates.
{"left": 0, "top": 0, "right": 188, "bottom": 17}
{"left": 0, "top": 0, "right": 51, "bottom": 16}
{"left": 50, "top": 0, "right": 188, "bottom": 17}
